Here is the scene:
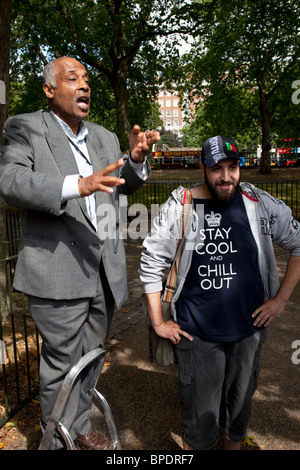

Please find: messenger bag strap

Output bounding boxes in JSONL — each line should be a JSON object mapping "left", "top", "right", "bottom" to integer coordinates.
{"left": 163, "top": 189, "right": 193, "bottom": 303}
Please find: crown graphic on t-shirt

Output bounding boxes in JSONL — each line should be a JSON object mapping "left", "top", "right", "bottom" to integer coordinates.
{"left": 205, "top": 211, "right": 222, "bottom": 227}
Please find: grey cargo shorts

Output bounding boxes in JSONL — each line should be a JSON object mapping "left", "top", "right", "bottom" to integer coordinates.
{"left": 175, "top": 329, "right": 267, "bottom": 450}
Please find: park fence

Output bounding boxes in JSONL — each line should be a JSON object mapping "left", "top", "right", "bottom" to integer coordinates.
{"left": 0, "top": 239, "right": 40, "bottom": 428}
{"left": 1, "top": 177, "right": 300, "bottom": 428}
{"left": 127, "top": 179, "right": 300, "bottom": 221}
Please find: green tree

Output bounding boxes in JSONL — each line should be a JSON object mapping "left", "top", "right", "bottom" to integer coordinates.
{"left": 10, "top": 0, "right": 218, "bottom": 150}
{"left": 178, "top": 0, "right": 300, "bottom": 173}
{"left": 181, "top": 82, "right": 259, "bottom": 150}
{"left": 0, "top": 0, "right": 12, "bottom": 313}
{"left": 0, "top": 0, "right": 11, "bottom": 140}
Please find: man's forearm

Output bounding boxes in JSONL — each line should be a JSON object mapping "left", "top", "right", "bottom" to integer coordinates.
{"left": 145, "top": 291, "right": 163, "bottom": 328}
{"left": 145, "top": 291, "right": 193, "bottom": 343}
{"left": 276, "top": 255, "right": 300, "bottom": 304}
{"left": 253, "top": 255, "right": 300, "bottom": 327}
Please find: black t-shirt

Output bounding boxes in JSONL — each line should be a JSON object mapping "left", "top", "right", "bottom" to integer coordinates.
{"left": 176, "top": 189, "right": 264, "bottom": 341}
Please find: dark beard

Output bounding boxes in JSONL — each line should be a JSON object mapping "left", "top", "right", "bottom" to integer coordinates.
{"left": 204, "top": 171, "right": 240, "bottom": 204}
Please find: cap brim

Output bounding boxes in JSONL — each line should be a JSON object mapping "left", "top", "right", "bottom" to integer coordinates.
{"left": 204, "top": 153, "right": 240, "bottom": 168}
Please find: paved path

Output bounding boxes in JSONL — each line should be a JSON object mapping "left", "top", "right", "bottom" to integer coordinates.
{"left": 96, "top": 241, "right": 300, "bottom": 451}
{"left": 1, "top": 240, "right": 300, "bottom": 451}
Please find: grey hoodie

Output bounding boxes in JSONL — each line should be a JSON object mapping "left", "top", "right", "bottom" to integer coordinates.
{"left": 139, "top": 183, "right": 300, "bottom": 322}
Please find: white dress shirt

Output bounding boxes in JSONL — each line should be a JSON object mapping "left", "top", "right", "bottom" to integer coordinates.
{"left": 53, "top": 111, "right": 149, "bottom": 229}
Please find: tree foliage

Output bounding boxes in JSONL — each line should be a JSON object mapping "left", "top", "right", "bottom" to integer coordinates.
{"left": 177, "top": 0, "right": 300, "bottom": 172}
{"left": 10, "top": 0, "right": 218, "bottom": 150}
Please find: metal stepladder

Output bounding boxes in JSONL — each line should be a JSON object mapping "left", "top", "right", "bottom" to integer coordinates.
{"left": 39, "top": 347, "right": 122, "bottom": 450}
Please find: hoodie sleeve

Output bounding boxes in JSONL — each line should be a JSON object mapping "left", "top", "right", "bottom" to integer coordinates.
{"left": 139, "top": 187, "right": 186, "bottom": 293}
{"left": 261, "top": 190, "right": 300, "bottom": 256}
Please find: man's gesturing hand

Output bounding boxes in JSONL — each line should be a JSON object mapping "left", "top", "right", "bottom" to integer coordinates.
{"left": 130, "top": 125, "right": 160, "bottom": 163}
{"left": 78, "top": 158, "right": 125, "bottom": 196}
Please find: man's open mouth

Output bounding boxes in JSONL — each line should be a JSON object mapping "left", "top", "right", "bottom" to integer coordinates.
{"left": 77, "top": 96, "right": 90, "bottom": 111}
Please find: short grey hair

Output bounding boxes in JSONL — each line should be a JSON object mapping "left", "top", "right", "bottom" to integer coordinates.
{"left": 43, "top": 60, "right": 58, "bottom": 88}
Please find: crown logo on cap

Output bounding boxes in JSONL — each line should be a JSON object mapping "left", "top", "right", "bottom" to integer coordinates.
{"left": 205, "top": 211, "right": 222, "bottom": 227}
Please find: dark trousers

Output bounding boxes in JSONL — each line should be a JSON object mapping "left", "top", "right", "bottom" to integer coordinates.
{"left": 29, "top": 269, "right": 114, "bottom": 449}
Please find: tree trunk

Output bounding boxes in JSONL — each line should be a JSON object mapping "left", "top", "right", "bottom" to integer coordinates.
{"left": 0, "top": 0, "right": 11, "bottom": 143}
{"left": 258, "top": 82, "right": 272, "bottom": 174}
{"left": 110, "top": 65, "right": 131, "bottom": 153}
{"left": 0, "top": 0, "right": 12, "bottom": 315}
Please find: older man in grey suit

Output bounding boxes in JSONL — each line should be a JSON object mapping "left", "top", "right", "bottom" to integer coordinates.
{"left": 0, "top": 57, "right": 159, "bottom": 450}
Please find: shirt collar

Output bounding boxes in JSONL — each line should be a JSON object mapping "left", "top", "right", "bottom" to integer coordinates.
{"left": 51, "top": 110, "right": 89, "bottom": 143}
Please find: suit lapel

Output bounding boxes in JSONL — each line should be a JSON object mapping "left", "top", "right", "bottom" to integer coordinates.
{"left": 85, "top": 131, "right": 104, "bottom": 172}
{"left": 42, "top": 109, "right": 91, "bottom": 222}
{"left": 84, "top": 126, "right": 107, "bottom": 210}
{"left": 43, "top": 109, "right": 79, "bottom": 175}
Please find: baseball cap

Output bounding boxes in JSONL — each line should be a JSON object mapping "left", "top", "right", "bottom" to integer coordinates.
{"left": 201, "top": 135, "right": 240, "bottom": 167}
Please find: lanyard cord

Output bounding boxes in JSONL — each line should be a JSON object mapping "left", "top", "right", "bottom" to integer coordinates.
{"left": 67, "top": 136, "right": 92, "bottom": 166}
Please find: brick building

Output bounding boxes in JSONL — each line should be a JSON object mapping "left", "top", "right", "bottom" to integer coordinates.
{"left": 158, "top": 89, "right": 193, "bottom": 134}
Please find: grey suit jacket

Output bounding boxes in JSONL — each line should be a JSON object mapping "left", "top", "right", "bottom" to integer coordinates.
{"left": 0, "top": 109, "right": 149, "bottom": 307}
